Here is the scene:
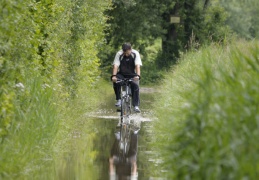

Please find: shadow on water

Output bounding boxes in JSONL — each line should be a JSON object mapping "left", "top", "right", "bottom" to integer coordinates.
{"left": 55, "top": 87, "right": 165, "bottom": 180}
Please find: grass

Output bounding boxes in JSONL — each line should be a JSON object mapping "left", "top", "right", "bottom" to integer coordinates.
{"left": 152, "top": 40, "right": 259, "bottom": 179}
{"left": 0, "top": 77, "right": 58, "bottom": 178}
{"left": 0, "top": 75, "right": 112, "bottom": 179}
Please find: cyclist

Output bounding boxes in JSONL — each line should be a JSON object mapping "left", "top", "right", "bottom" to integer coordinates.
{"left": 111, "top": 42, "right": 142, "bottom": 113}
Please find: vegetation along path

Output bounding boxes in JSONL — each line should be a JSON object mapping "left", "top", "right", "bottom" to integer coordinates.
{"left": 1, "top": 0, "right": 259, "bottom": 179}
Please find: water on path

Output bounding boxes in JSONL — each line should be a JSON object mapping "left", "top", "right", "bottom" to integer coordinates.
{"left": 54, "top": 88, "right": 166, "bottom": 180}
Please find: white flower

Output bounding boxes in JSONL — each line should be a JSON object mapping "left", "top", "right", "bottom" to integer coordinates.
{"left": 42, "top": 83, "right": 50, "bottom": 89}
{"left": 15, "top": 82, "right": 25, "bottom": 90}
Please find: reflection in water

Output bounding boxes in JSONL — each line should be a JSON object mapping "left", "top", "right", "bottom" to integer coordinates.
{"left": 109, "top": 121, "right": 140, "bottom": 180}
{"left": 54, "top": 89, "right": 166, "bottom": 180}
{"left": 3, "top": 88, "right": 165, "bottom": 179}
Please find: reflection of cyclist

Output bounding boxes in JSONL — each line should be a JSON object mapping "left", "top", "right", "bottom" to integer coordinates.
{"left": 111, "top": 43, "right": 142, "bottom": 113}
{"left": 109, "top": 130, "right": 139, "bottom": 180}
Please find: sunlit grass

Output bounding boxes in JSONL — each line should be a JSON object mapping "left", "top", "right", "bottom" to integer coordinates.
{"left": 153, "top": 40, "right": 259, "bottom": 179}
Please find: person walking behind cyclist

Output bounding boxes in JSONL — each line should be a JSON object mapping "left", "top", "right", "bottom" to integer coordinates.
{"left": 111, "top": 42, "right": 142, "bottom": 113}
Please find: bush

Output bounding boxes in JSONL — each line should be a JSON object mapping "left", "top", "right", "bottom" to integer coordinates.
{"left": 153, "top": 40, "right": 259, "bottom": 179}
{"left": 0, "top": 0, "right": 110, "bottom": 178}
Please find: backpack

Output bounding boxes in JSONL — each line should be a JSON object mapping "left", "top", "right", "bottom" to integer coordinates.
{"left": 119, "top": 52, "right": 136, "bottom": 62}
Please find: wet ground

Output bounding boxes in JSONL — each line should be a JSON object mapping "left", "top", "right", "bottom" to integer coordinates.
{"left": 55, "top": 87, "right": 166, "bottom": 180}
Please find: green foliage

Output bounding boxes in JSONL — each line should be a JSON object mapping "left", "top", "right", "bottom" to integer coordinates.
{"left": 0, "top": 0, "right": 110, "bottom": 178}
{"left": 218, "top": 0, "right": 259, "bottom": 39}
{"left": 0, "top": 0, "right": 109, "bottom": 138}
{"left": 105, "top": 0, "right": 168, "bottom": 48}
{"left": 100, "top": 0, "right": 231, "bottom": 83}
{"left": 141, "top": 39, "right": 165, "bottom": 84}
{"left": 156, "top": 0, "right": 231, "bottom": 69}
{"left": 0, "top": 78, "right": 58, "bottom": 178}
{"left": 153, "top": 40, "right": 259, "bottom": 179}
{"left": 99, "top": 0, "right": 171, "bottom": 82}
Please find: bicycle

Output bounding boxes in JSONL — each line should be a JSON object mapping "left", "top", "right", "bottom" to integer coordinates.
{"left": 116, "top": 78, "right": 134, "bottom": 158}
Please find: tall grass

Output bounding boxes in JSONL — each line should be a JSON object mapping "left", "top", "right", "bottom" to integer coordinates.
{"left": 0, "top": 77, "right": 58, "bottom": 178}
{"left": 153, "top": 40, "right": 259, "bottom": 179}
{"left": 0, "top": 77, "right": 112, "bottom": 179}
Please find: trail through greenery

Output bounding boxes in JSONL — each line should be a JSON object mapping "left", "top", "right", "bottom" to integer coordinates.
{"left": 1, "top": 0, "right": 259, "bottom": 179}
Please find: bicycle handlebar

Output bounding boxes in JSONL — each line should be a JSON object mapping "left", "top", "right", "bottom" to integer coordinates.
{"left": 111, "top": 74, "right": 141, "bottom": 82}
{"left": 116, "top": 78, "right": 134, "bottom": 84}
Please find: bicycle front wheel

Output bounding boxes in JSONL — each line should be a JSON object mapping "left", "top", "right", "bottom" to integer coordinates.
{"left": 120, "top": 123, "right": 131, "bottom": 156}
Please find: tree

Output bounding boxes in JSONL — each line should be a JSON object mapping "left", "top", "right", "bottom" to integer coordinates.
{"left": 218, "top": 0, "right": 259, "bottom": 39}
{"left": 99, "top": 0, "right": 172, "bottom": 70}
{"left": 0, "top": 0, "right": 109, "bottom": 140}
{"left": 101, "top": 0, "right": 230, "bottom": 75}
{"left": 158, "top": 0, "right": 230, "bottom": 66}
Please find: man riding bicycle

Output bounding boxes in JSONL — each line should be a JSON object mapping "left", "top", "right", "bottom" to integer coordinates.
{"left": 111, "top": 42, "right": 142, "bottom": 113}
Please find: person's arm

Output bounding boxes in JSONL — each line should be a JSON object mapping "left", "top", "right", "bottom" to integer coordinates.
{"left": 134, "top": 65, "right": 140, "bottom": 80}
{"left": 113, "top": 65, "right": 118, "bottom": 76}
{"left": 135, "top": 65, "right": 140, "bottom": 76}
{"left": 133, "top": 50, "right": 142, "bottom": 80}
{"left": 112, "top": 65, "right": 118, "bottom": 82}
{"left": 112, "top": 52, "right": 120, "bottom": 82}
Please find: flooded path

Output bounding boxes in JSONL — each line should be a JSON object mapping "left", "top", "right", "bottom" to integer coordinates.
{"left": 55, "top": 87, "right": 165, "bottom": 180}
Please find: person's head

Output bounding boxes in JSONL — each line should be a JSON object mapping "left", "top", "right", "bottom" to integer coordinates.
{"left": 122, "top": 43, "right": 132, "bottom": 56}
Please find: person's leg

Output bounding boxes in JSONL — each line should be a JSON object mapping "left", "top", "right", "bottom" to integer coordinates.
{"left": 113, "top": 74, "right": 124, "bottom": 106}
{"left": 113, "top": 82, "right": 121, "bottom": 100}
{"left": 130, "top": 80, "right": 140, "bottom": 107}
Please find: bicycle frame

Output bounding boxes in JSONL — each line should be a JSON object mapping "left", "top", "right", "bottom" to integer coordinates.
{"left": 117, "top": 78, "right": 133, "bottom": 123}
{"left": 116, "top": 78, "right": 133, "bottom": 157}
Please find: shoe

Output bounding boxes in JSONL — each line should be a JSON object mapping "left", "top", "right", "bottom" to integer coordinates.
{"left": 133, "top": 127, "right": 140, "bottom": 134}
{"left": 115, "top": 99, "right": 121, "bottom": 107}
{"left": 134, "top": 106, "right": 141, "bottom": 113}
{"left": 114, "top": 132, "right": 120, "bottom": 140}
{"left": 116, "top": 121, "right": 121, "bottom": 127}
